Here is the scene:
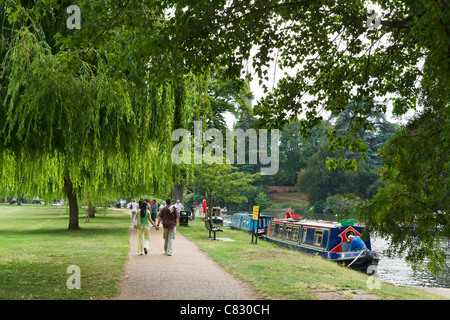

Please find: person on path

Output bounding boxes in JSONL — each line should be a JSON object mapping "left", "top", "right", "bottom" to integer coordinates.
{"left": 156, "top": 198, "right": 179, "bottom": 256}
{"left": 174, "top": 199, "right": 184, "bottom": 213}
{"left": 151, "top": 199, "right": 158, "bottom": 225}
{"left": 130, "top": 199, "right": 138, "bottom": 224}
{"left": 190, "top": 202, "right": 196, "bottom": 220}
{"left": 159, "top": 201, "right": 166, "bottom": 212}
{"left": 137, "top": 202, "right": 159, "bottom": 255}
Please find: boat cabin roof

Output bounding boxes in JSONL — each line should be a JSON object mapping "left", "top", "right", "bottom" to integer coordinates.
{"left": 234, "top": 213, "right": 274, "bottom": 218}
{"left": 272, "top": 218, "right": 356, "bottom": 229}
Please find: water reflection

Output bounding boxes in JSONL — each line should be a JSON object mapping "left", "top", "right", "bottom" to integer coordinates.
{"left": 219, "top": 211, "right": 450, "bottom": 288}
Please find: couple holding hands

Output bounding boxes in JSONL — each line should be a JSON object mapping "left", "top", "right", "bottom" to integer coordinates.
{"left": 133, "top": 198, "right": 179, "bottom": 256}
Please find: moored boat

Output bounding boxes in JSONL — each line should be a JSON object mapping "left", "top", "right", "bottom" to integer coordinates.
{"left": 265, "top": 218, "right": 379, "bottom": 275}
{"left": 230, "top": 213, "right": 274, "bottom": 236}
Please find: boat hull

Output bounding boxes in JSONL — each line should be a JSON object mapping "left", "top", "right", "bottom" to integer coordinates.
{"left": 230, "top": 213, "right": 274, "bottom": 237}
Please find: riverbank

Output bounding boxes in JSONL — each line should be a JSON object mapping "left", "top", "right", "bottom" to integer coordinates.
{"left": 178, "top": 219, "right": 446, "bottom": 300}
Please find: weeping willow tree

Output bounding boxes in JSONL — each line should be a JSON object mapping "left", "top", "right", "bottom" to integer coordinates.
{"left": 0, "top": 1, "right": 196, "bottom": 229}
{"left": 1, "top": 29, "right": 181, "bottom": 229}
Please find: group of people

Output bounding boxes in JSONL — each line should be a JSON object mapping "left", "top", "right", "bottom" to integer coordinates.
{"left": 130, "top": 198, "right": 183, "bottom": 256}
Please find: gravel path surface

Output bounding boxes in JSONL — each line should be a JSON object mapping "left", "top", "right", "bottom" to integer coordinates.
{"left": 113, "top": 215, "right": 261, "bottom": 300}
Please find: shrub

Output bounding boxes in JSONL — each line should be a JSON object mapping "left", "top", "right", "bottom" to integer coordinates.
{"left": 312, "top": 200, "right": 326, "bottom": 215}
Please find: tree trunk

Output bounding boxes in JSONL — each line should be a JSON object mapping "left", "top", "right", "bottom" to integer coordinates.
{"left": 87, "top": 198, "right": 96, "bottom": 218}
{"left": 64, "top": 177, "right": 79, "bottom": 230}
{"left": 88, "top": 204, "right": 96, "bottom": 218}
{"left": 174, "top": 184, "right": 184, "bottom": 205}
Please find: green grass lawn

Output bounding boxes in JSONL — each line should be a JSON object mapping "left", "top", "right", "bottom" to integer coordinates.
{"left": 0, "top": 204, "right": 130, "bottom": 300}
{"left": 0, "top": 205, "right": 445, "bottom": 300}
{"left": 178, "top": 219, "right": 445, "bottom": 300}
{"left": 268, "top": 192, "right": 310, "bottom": 210}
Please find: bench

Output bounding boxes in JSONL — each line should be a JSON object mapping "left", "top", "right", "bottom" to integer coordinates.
{"left": 204, "top": 219, "right": 223, "bottom": 240}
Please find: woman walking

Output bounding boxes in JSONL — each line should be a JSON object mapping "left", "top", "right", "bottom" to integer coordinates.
{"left": 130, "top": 199, "right": 138, "bottom": 225}
{"left": 137, "top": 202, "right": 159, "bottom": 255}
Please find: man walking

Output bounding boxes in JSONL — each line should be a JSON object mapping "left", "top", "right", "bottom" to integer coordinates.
{"left": 151, "top": 199, "right": 158, "bottom": 225}
{"left": 156, "top": 198, "right": 179, "bottom": 256}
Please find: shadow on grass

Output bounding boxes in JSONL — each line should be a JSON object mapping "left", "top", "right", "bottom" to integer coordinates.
{"left": 0, "top": 225, "right": 131, "bottom": 237}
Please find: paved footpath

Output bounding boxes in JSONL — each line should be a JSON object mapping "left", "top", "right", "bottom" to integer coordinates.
{"left": 112, "top": 210, "right": 261, "bottom": 300}
{"left": 417, "top": 286, "right": 450, "bottom": 299}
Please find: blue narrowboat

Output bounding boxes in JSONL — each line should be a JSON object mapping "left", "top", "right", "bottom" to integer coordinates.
{"left": 265, "top": 219, "right": 379, "bottom": 274}
{"left": 230, "top": 213, "right": 274, "bottom": 236}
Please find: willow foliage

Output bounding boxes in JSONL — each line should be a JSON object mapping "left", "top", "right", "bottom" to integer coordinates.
{"left": 0, "top": 26, "right": 191, "bottom": 228}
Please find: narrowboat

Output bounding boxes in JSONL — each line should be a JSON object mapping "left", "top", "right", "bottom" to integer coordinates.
{"left": 265, "top": 218, "right": 379, "bottom": 275}
{"left": 230, "top": 213, "right": 274, "bottom": 237}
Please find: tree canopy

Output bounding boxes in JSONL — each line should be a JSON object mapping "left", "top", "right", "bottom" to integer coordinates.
{"left": 190, "top": 163, "right": 258, "bottom": 215}
{"left": 153, "top": 0, "right": 448, "bottom": 164}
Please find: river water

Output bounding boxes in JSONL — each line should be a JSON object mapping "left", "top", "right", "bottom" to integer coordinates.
{"left": 372, "top": 236, "right": 450, "bottom": 288}
{"left": 217, "top": 210, "right": 450, "bottom": 289}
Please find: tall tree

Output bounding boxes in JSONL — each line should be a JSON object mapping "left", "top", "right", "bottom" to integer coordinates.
{"left": 296, "top": 142, "right": 363, "bottom": 204}
{"left": 0, "top": 1, "right": 191, "bottom": 229}
{"left": 277, "top": 119, "right": 330, "bottom": 186}
{"left": 358, "top": 106, "right": 449, "bottom": 273}
{"left": 297, "top": 107, "right": 398, "bottom": 203}
{"left": 191, "top": 164, "right": 258, "bottom": 215}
